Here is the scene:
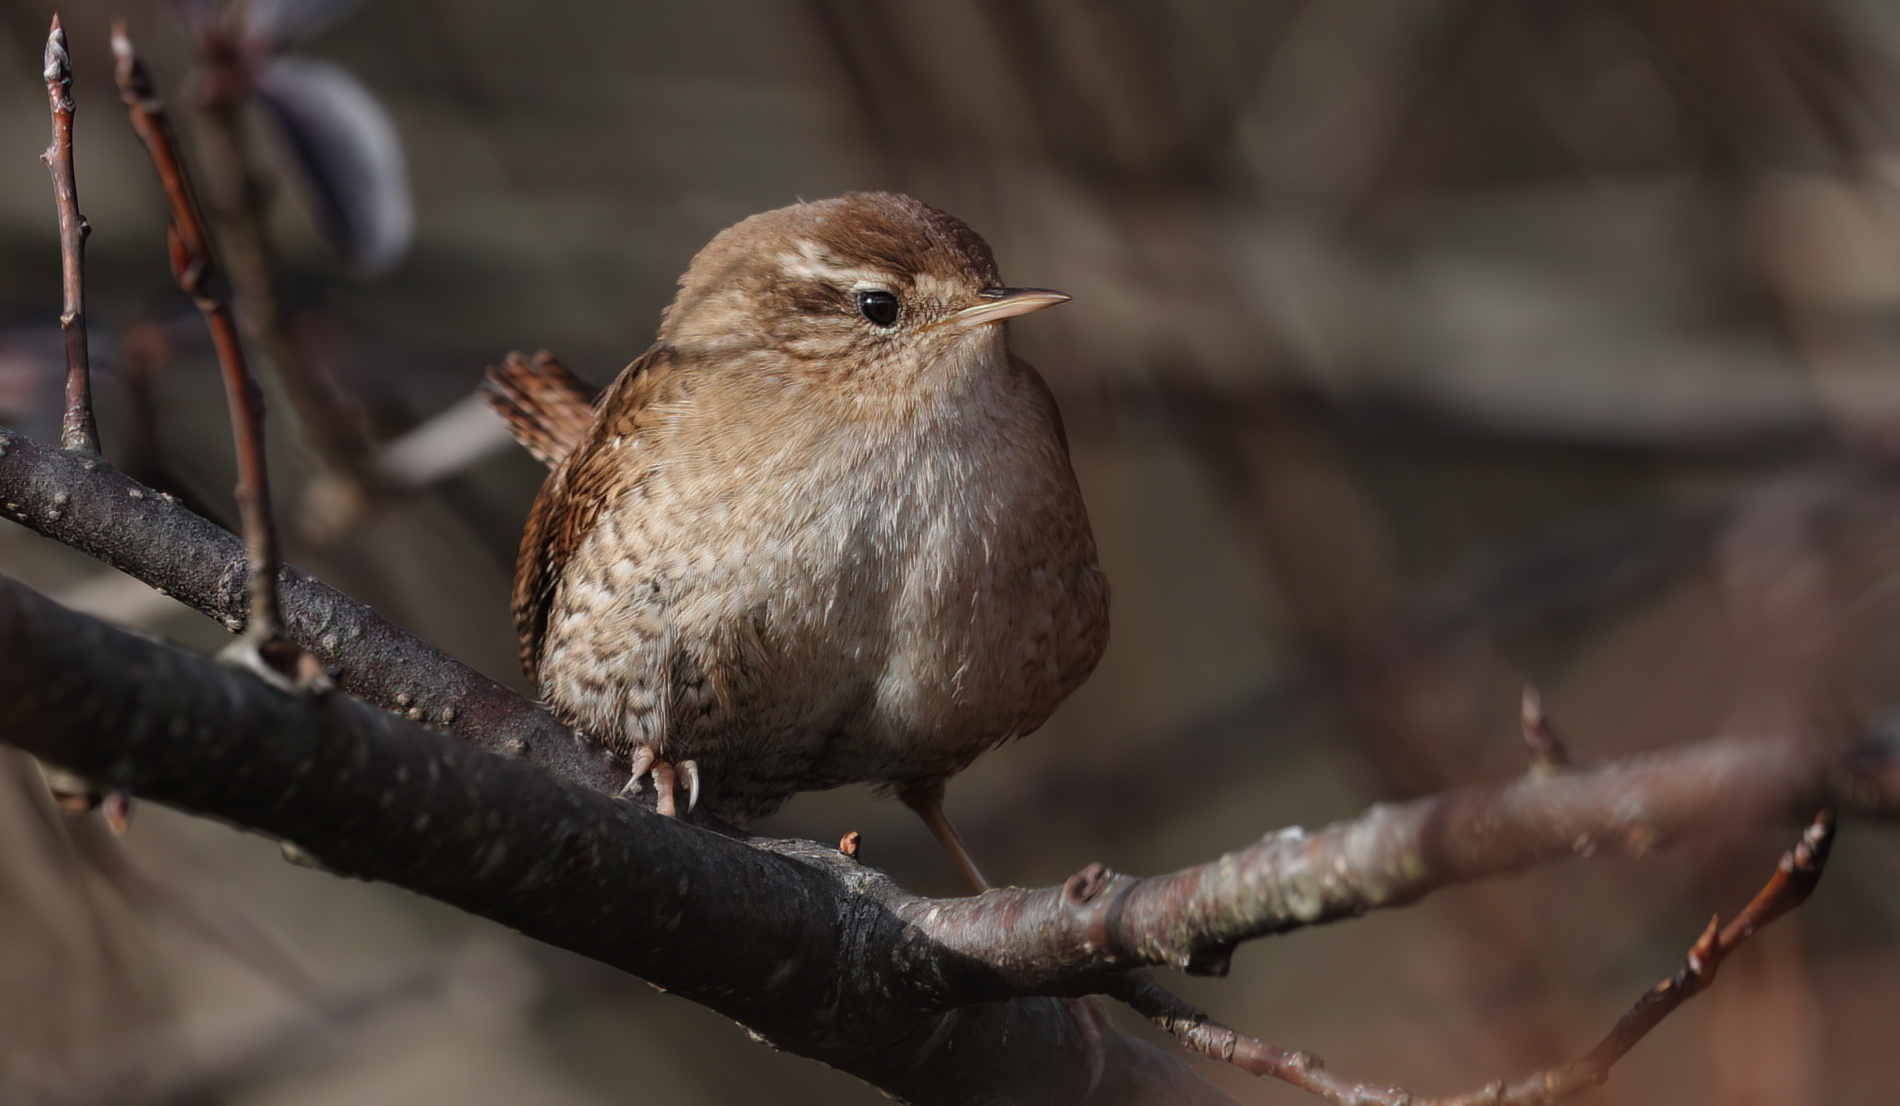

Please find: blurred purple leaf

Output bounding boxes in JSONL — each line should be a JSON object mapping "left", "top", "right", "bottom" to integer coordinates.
{"left": 245, "top": 0, "right": 363, "bottom": 46}
{"left": 252, "top": 56, "right": 413, "bottom": 274}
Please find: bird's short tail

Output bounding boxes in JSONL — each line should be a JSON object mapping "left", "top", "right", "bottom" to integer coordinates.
{"left": 481, "top": 350, "right": 597, "bottom": 469}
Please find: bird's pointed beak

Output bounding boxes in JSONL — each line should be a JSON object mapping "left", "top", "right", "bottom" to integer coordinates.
{"left": 954, "top": 288, "right": 1071, "bottom": 328}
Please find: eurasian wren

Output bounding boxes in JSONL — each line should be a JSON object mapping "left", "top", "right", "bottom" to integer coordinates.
{"left": 488, "top": 192, "right": 1108, "bottom": 888}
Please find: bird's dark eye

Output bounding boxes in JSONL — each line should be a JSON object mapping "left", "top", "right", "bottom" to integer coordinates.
{"left": 857, "top": 290, "right": 900, "bottom": 327}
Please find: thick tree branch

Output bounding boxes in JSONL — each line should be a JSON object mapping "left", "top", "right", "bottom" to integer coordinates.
{"left": 1, "top": 566, "right": 1893, "bottom": 1101}
{"left": 0, "top": 427, "right": 620, "bottom": 793}
{"left": 0, "top": 572, "right": 1228, "bottom": 1105}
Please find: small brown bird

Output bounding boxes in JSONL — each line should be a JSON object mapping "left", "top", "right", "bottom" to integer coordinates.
{"left": 486, "top": 192, "right": 1108, "bottom": 889}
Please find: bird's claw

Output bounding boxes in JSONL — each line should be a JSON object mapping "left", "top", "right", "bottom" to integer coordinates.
{"left": 620, "top": 747, "right": 698, "bottom": 816}
{"left": 680, "top": 760, "right": 700, "bottom": 813}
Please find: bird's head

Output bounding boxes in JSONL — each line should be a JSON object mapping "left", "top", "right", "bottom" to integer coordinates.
{"left": 657, "top": 192, "right": 1067, "bottom": 381}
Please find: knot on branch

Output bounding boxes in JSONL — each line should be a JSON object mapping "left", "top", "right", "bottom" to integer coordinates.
{"left": 1061, "top": 861, "right": 1114, "bottom": 905}
{"left": 1060, "top": 861, "right": 1139, "bottom": 962}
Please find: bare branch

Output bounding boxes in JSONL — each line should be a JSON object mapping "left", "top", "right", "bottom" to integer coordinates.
{"left": 112, "top": 22, "right": 284, "bottom": 648}
{"left": 0, "top": 559, "right": 1893, "bottom": 1099}
{"left": 899, "top": 738, "right": 1892, "bottom": 988}
{"left": 3, "top": 562, "right": 1900, "bottom": 1094}
{"left": 1114, "top": 974, "right": 1409, "bottom": 1104}
{"left": 1569, "top": 811, "right": 1834, "bottom": 1075}
{"left": 39, "top": 14, "right": 96, "bottom": 454}
{"left": 1116, "top": 812, "right": 1837, "bottom": 1105}
{"left": 0, "top": 427, "right": 620, "bottom": 794}
{"left": 0, "top": 571, "right": 1229, "bottom": 1106}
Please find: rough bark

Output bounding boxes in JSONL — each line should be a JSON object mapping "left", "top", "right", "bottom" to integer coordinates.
{"left": 2, "top": 565, "right": 1894, "bottom": 1102}
{"left": 0, "top": 427, "right": 620, "bottom": 794}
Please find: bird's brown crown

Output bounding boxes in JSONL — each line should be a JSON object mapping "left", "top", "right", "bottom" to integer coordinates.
{"left": 657, "top": 192, "right": 1007, "bottom": 365}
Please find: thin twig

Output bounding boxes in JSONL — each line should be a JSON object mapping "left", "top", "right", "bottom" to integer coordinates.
{"left": 1520, "top": 685, "right": 1572, "bottom": 772}
{"left": 1118, "top": 811, "right": 1837, "bottom": 1105}
{"left": 40, "top": 14, "right": 96, "bottom": 454}
{"left": 1112, "top": 973, "right": 1408, "bottom": 1105}
{"left": 1564, "top": 809, "right": 1835, "bottom": 1080}
{"left": 112, "top": 22, "right": 284, "bottom": 648}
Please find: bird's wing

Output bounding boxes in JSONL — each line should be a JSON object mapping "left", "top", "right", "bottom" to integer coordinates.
{"left": 482, "top": 350, "right": 600, "bottom": 468}
{"left": 511, "top": 344, "right": 681, "bottom": 685}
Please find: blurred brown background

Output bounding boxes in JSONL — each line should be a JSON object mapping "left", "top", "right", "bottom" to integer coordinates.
{"left": 3, "top": 1, "right": 1900, "bottom": 1102}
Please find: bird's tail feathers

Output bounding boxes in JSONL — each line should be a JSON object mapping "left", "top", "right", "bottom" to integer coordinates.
{"left": 482, "top": 350, "right": 597, "bottom": 469}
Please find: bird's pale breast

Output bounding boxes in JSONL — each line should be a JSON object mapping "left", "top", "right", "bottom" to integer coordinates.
{"left": 535, "top": 349, "right": 1107, "bottom": 819}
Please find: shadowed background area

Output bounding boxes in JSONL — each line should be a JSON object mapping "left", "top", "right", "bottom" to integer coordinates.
{"left": 2, "top": 0, "right": 1899, "bottom": 1102}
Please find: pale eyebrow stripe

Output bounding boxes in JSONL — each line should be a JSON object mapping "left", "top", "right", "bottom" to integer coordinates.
{"left": 777, "top": 239, "right": 896, "bottom": 288}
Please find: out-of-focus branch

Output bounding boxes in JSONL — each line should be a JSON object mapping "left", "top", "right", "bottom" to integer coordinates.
{"left": 1115, "top": 812, "right": 1836, "bottom": 1105}
{"left": 114, "top": 22, "right": 287, "bottom": 648}
{"left": 39, "top": 15, "right": 96, "bottom": 455}
{"left": 190, "top": 18, "right": 382, "bottom": 539}
{"left": 0, "top": 427, "right": 620, "bottom": 794}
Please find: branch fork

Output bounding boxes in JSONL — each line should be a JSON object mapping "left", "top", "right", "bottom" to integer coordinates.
{"left": 1114, "top": 810, "right": 1838, "bottom": 1106}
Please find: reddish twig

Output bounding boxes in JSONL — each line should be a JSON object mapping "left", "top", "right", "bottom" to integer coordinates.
{"left": 40, "top": 15, "right": 96, "bottom": 454}
{"left": 1558, "top": 809, "right": 1835, "bottom": 1084}
{"left": 111, "top": 22, "right": 285, "bottom": 651}
{"left": 36, "top": 18, "right": 118, "bottom": 820}
{"left": 1117, "top": 811, "right": 1838, "bottom": 1105}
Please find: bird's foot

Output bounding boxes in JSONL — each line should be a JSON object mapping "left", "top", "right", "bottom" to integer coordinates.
{"left": 617, "top": 746, "right": 700, "bottom": 816}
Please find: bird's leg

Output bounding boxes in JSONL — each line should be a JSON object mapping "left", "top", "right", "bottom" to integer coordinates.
{"left": 901, "top": 780, "right": 989, "bottom": 893}
{"left": 902, "top": 780, "right": 1105, "bottom": 1080}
